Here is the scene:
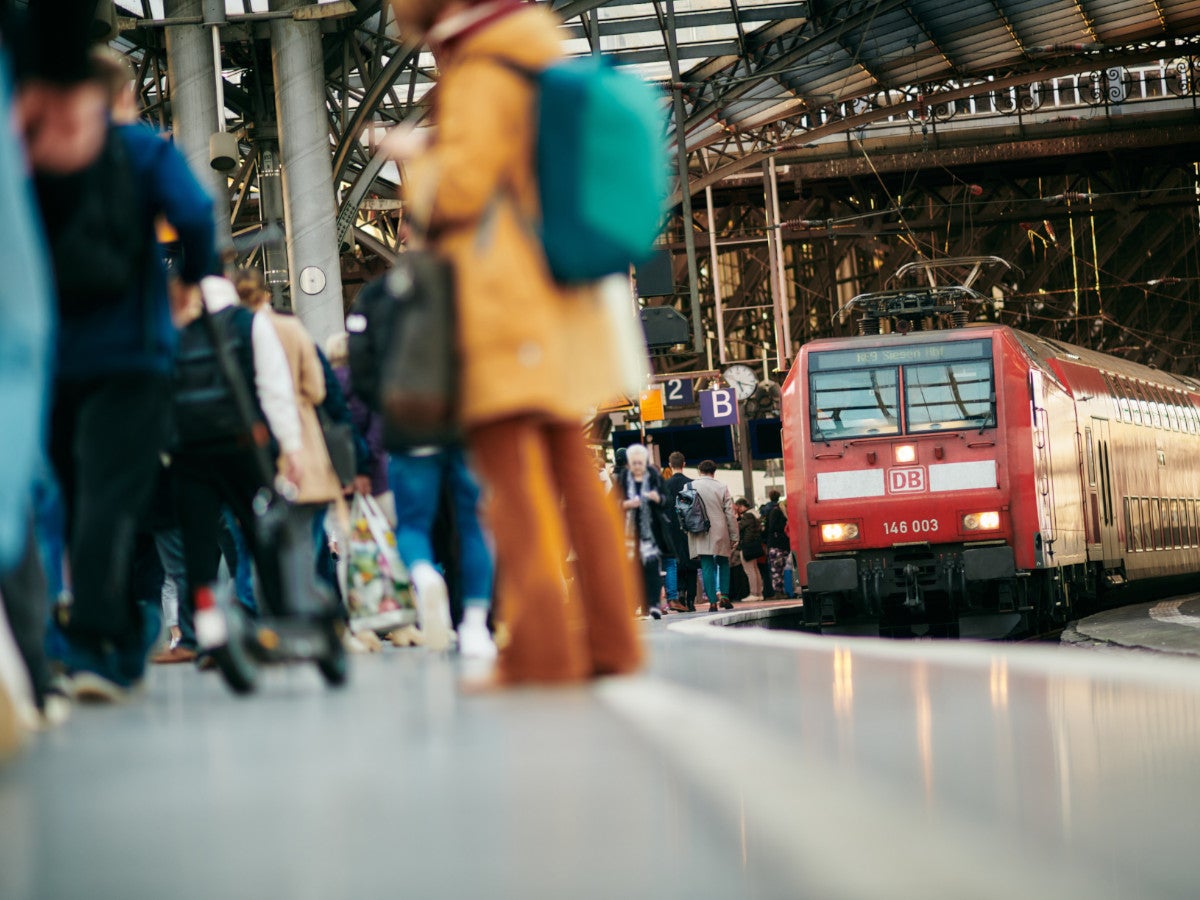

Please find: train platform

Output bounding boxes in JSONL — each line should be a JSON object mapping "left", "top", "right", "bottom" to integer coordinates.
{"left": 3, "top": 602, "right": 1200, "bottom": 900}
{"left": 1067, "top": 594, "right": 1200, "bottom": 656}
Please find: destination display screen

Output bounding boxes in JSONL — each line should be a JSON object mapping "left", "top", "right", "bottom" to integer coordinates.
{"left": 809, "top": 339, "right": 990, "bottom": 371}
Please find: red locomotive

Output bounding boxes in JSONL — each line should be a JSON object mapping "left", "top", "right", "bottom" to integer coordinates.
{"left": 781, "top": 259, "right": 1200, "bottom": 637}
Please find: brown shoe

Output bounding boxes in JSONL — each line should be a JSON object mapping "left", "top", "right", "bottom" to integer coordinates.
{"left": 153, "top": 645, "right": 197, "bottom": 665}
{"left": 668, "top": 602, "right": 688, "bottom": 613}
{"left": 718, "top": 595, "right": 734, "bottom": 610}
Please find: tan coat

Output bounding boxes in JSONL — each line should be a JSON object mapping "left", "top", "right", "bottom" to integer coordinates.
{"left": 405, "top": 7, "right": 628, "bottom": 428}
{"left": 686, "top": 475, "right": 739, "bottom": 559}
{"left": 266, "top": 310, "right": 341, "bottom": 505}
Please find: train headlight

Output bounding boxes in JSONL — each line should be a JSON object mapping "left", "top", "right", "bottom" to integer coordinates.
{"left": 894, "top": 444, "right": 916, "bottom": 463}
{"left": 820, "top": 522, "right": 860, "bottom": 542}
{"left": 962, "top": 511, "right": 1001, "bottom": 531}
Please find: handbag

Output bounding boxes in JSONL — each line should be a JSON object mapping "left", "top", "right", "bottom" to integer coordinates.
{"left": 317, "top": 406, "right": 356, "bottom": 488}
{"left": 739, "top": 538, "right": 765, "bottom": 561}
{"left": 377, "top": 251, "right": 460, "bottom": 448}
{"left": 345, "top": 493, "right": 416, "bottom": 634}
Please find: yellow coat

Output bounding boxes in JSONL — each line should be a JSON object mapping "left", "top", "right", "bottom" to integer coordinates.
{"left": 405, "top": 6, "right": 628, "bottom": 428}
{"left": 266, "top": 309, "right": 342, "bottom": 506}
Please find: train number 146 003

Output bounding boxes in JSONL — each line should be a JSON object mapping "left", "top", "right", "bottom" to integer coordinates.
{"left": 883, "top": 519, "right": 939, "bottom": 535}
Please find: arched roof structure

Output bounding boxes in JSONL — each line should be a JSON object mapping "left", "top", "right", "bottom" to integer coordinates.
{"left": 115, "top": 1, "right": 1200, "bottom": 372}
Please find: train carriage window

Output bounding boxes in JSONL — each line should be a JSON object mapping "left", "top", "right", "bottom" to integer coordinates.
{"left": 1168, "top": 392, "right": 1184, "bottom": 432}
{"left": 1154, "top": 386, "right": 1177, "bottom": 431}
{"left": 1145, "top": 385, "right": 1162, "bottom": 429}
{"left": 1185, "top": 398, "right": 1199, "bottom": 435}
{"left": 1190, "top": 499, "right": 1198, "bottom": 547}
{"left": 1126, "top": 381, "right": 1143, "bottom": 426}
{"left": 1147, "top": 385, "right": 1166, "bottom": 429}
{"left": 1103, "top": 374, "right": 1120, "bottom": 420}
{"left": 1141, "top": 497, "right": 1153, "bottom": 550}
{"left": 1142, "top": 384, "right": 1161, "bottom": 429}
{"left": 1165, "top": 391, "right": 1181, "bottom": 432}
{"left": 1125, "top": 498, "right": 1141, "bottom": 551}
{"left": 904, "top": 359, "right": 995, "bottom": 433}
{"left": 1140, "top": 383, "right": 1154, "bottom": 425}
{"left": 1170, "top": 499, "right": 1182, "bottom": 548}
{"left": 809, "top": 368, "right": 900, "bottom": 439}
{"left": 1151, "top": 498, "right": 1164, "bottom": 550}
{"left": 1108, "top": 379, "right": 1128, "bottom": 424}
{"left": 1085, "top": 427, "right": 1095, "bottom": 486}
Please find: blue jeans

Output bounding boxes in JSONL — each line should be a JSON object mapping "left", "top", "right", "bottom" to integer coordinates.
{"left": 154, "top": 526, "right": 187, "bottom": 633}
{"left": 387, "top": 448, "right": 493, "bottom": 607}
{"left": 699, "top": 554, "right": 730, "bottom": 604}
{"left": 32, "top": 458, "right": 64, "bottom": 602}
{"left": 221, "top": 509, "right": 258, "bottom": 616}
{"left": 664, "top": 558, "right": 678, "bottom": 601}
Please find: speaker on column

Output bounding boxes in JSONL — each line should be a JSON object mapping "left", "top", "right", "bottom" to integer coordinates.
{"left": 634, "top": 248, "right": 674, "bottom": 297}
{"left": 210, "top": 131, "right": 239, "bottom": 172}
{"left": 91, "top": 0, "right": 119, "bottom": 42}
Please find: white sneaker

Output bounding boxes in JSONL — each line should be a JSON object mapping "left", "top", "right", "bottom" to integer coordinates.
{"left": 457, "top": 621, "right": 497, "bottom": 660}
{"left": 457, "top": 606, "right": 495, "bottom": 660}
{"left": 411, "top": 564, "right": 453, "bottom": 652}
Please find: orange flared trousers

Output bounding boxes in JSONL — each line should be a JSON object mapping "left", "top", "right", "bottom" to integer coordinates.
{"left": 469, "top": 415, "right": 643, "bottom": 683}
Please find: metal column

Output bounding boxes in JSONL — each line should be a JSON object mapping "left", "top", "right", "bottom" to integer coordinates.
{"left": 762, "top": 156, "right": 790, "bottom": 372}
{"left": 259, "top": 144, "right": 289, "bottom": 309}
{"left": 270, "top": 0, "right": 345, "bottom": 344}
{"left": 665, "top": 0, "right": 703, "bottom": 356}
{"left": 164, "top": 0, "right": 233, "bottom": 249}
{"left": 705, "top": 185, "right": 727, "bottom": 365}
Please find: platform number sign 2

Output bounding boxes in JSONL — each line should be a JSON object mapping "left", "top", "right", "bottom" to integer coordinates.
{"left": 664, "top": 378, "right": 694, "bottom": 407}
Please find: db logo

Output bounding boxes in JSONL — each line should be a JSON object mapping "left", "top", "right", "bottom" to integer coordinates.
{"left": 888, "top": 466, "right": 926, "bottom": 494}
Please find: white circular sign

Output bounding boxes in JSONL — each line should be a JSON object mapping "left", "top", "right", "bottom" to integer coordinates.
{"left": 299, "top": 265, "right": 326, "bottom": 295}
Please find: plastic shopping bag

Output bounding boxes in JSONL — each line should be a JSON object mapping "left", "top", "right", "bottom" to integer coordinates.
{"left": 345, "top": 494, "right": 417, "bottom": 634}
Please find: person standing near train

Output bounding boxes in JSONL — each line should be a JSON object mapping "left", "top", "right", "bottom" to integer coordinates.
{"left": 688, "top": 460, "right": 738, "bottom": 612}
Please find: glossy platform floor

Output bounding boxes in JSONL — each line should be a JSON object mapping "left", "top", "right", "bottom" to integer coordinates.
{"left": 3, "top": 605, "right": 1200, "bottom": 900}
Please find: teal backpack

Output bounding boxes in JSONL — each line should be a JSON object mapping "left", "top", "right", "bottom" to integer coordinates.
{"left": 503, "top": 55, "right": 669, "bottom": 284}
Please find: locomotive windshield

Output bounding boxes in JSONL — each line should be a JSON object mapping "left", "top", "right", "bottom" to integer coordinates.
{"left": 809, "top": 339, "right": 994, "bottom": 440}
{"left": 810, "top": 369, "right": 899, "bottom": 438}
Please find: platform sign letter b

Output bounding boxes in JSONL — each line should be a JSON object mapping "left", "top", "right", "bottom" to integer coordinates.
{"left": 700, "top": 389, "right": 739, "bottom": 427}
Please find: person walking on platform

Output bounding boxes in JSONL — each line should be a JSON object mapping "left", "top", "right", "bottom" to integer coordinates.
{"left": 615, "top": 445, "right": 673, "bottom": 620}
{"left": 0, "top": 2, "right": 123, "bottom": 735}
{"left": 325, "top": 332, "right": 388, "bottom": 506}
{"left": 763, "top": 490, "right": 790, "bottom": 597}
{"left": 733, "top": 498, "right": 765, "bottom": 602}
{"left": 170, "top": 275, "right": 302, "bottom": 644}
{"left": 385, "top": 445, "right": 496, "bottom": 657}
{"left": 386, "top": 0, "right": 642, "bottom": 684}
{"left": 234, "top": 269, "right": 343, "bottom": 565}
{"left": 36, "top": 49, "right": 217, "bottom": 700}
{"left": 687, "top": 461, "right": 738, "bottom": 613}
{"left": 663, "top": 452, "right": 699, "bottom": 612}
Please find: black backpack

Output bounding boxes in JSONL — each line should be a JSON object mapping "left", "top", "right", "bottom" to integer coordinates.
{"left": 37, "top": 126, "right": 146, "bottom": 315}
{"left": 675, "top": 482, "right": 711, "bottom": 534}
{"left": 172, "top": 305, "right": 267, "bottom": 449}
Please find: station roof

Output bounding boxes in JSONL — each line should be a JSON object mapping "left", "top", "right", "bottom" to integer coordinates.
{"left": 120, "top": 1, "right": 1200, "bottom": 158}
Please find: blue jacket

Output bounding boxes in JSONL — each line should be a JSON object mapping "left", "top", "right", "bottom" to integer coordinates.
{"left": 53, "top": 123, "right": 216, "bottom": 379}
{"left": 0, "top": 57, "right": 53, "bottom": 571}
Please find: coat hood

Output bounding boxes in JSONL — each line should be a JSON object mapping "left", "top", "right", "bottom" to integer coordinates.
{"left": 440, "top": 4, "right": 563, "bottom": 70}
